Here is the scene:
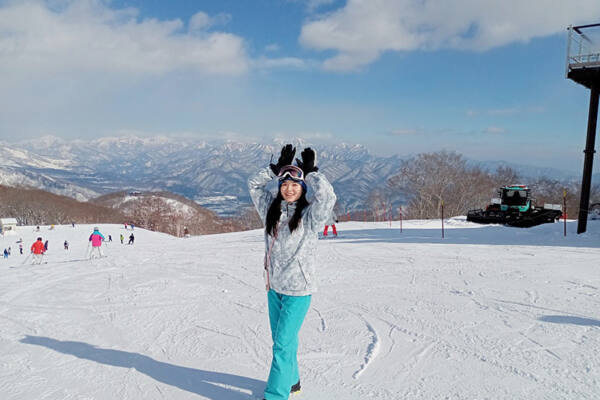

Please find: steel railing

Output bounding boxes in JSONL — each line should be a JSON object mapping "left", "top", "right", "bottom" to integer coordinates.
{"left": 566, "top": 24, "right": 600, "bottom": 77}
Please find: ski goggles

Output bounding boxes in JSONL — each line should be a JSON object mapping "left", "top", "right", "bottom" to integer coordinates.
{"left": 277, "top": 165, "right": 304, "bottom": 182}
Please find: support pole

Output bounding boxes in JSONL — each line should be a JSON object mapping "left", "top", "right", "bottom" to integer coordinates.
{"left": 577, "top": 83, "right": 600, "bottom": 234}
{"left": 441, "top": 200, "right": 445, "bottom": 239}
{"left": 563, "top": 189, "right": 567, "bottom": 237}
{"left": 399, "top": 206, "right": 403, "bottom": 233}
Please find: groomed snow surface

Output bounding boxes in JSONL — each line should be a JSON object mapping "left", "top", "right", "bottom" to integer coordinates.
{"left": 0, "top": 218, "right": 598, "bottom": 399}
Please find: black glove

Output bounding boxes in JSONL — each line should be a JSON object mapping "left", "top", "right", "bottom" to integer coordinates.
{"left": 270, "top": 144, "right": 296, "bottom": 175}
{"left": 296, "top": 147, "right": 318, "bottom": 175}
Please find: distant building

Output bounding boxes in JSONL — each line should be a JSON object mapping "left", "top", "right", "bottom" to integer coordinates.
{"left": 128, "top": 191, "right": 142, "bottom": 196}
{"left": 0, "top": 218, "right": 18, "bottom": 235}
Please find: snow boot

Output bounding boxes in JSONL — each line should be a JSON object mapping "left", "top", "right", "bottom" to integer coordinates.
{"left": 261, "top": 380, "right": 301, "bottom": 399}
{"left": 291, "top": 380, "right": 301, "bottom": 395}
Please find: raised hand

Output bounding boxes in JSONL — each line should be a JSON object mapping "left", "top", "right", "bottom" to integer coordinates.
{"left": 295, "top": 147, "right": 318, "bottom": 175}
{"left": 270, "top": 144, "right": 296, "bottom": 175}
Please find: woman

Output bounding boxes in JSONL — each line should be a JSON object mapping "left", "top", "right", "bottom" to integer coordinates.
{"left": 248, "top": 144, "right": 336, "bottom": 400}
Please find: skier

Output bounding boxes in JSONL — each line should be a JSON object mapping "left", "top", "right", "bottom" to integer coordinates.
{"left": 89, "top": 227, "right": 105, "bottom": 258}
{"left": 108, "top": 234, "right": 112, "bottom": 242}
{"left": 64, "top": 240, "right": 69, "bottom": 250}
{"left": 3, "top": 249, "right": 7, "bottom": 259}
{"left": 183, "top": 226, "right": 190, "bottom": 238}
{"left": 19, "top": 243, "right": 23, "bottom": 255}
{"left": 323, "top": 211, "right": 338, "bottom": 237}
{"left": 120, "top": 234, "right": 124, "bottom": 244}
{"left": 128, "top": 233, "right": 134, "bottom": 245}
{"left": 30, "top": 237, "right": 45, "bottom": 264}
{"left": 248, "top": 144, "right": 336, "bottom": 400}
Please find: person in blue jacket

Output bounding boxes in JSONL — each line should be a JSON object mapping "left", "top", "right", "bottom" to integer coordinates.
{"left": 248, "top": 144, "right": 336, "bottom": 400}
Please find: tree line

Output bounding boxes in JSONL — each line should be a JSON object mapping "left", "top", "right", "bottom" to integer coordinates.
{"left": 0, "top": 185, "right": 125, "bottom": 226}
{"left": 382, "top": 150, "right": 597, "bottom": 220}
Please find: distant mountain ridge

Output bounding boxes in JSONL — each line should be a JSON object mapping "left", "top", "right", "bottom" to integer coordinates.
{"left": 0, "top": 135, "right": 581, "bottom": 215}
{"left": 1, "top": 136, "right": 404, "bottom": 215}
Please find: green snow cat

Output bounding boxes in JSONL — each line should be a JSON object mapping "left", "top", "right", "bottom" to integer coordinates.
{"left": 467, "top": 185, "right": 562, "bottom": 227}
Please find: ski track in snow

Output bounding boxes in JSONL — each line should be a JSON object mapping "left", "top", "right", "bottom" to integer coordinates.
{"left": 312, "top": 307, "right": 327, "bottom": 332}
{"left": 351, "top": 313, "right": 381, "bottom": 379}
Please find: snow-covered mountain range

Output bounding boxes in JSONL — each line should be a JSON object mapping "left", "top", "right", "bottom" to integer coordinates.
{"left": 0, "top": 135, "right": 580, "bottom": 215}
{"left": 0, "top": 136, "right": 405, "bottom": 215}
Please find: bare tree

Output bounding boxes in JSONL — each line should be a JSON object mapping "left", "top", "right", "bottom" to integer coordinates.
{"left": 387, "top": 152, "right": 527, "bottom": 219}
{"left": 389, "top": 151, "right": 474, "bottom": 219}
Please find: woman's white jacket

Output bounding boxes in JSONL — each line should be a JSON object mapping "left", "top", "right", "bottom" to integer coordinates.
{"left": 248, "top": 167, "right": 336, "bottom": 296}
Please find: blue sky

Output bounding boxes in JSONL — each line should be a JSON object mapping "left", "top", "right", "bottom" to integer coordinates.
{"left": 1, "top": 0, "right": 600, "bottom": 172}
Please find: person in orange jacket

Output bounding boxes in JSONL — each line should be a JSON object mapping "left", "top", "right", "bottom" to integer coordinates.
{"left": 31, "top": 237, "right": 45, "bottom": 264}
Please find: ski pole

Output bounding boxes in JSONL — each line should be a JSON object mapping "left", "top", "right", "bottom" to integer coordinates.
{"left": 21, "top": 253, "right": 32, "bottom": 266}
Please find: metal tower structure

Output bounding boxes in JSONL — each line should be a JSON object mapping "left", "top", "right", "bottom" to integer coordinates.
{"left": 566, "top": 23, "right": 600, "bottom": 234}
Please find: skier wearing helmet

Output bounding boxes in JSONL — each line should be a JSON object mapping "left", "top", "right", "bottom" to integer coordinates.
{"left": 89, "top": 227, "right": 105, "bottom": 258}
{"left": 248, "top": 144, "right": 336, "bottom": 400}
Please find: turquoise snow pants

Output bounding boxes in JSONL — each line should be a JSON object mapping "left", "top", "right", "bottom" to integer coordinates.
{"left": 264, "top": 289, "right": 311, "bottom": 400}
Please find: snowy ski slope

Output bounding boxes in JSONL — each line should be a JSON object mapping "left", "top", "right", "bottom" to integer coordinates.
{"left": 0, "top": 219, "right": 598, "bottom": 399}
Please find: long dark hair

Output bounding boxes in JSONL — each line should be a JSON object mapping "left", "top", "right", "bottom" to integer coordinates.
{"left": 266, "top": 191, "right": 309, "bottom": 236}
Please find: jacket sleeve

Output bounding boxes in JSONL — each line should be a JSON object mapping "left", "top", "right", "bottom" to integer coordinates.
{"left": 305, "top": 171, "right": 336, "bottom": 231}
{"left": 89, "top": 234, "right": 92, "bottom": 241}
{"left": 247, "top": 166, "right": 276, "bottom": 223}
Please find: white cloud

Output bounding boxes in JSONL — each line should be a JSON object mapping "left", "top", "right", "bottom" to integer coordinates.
{"left": 264, "top": 43, "right": 280, "bottom": 52}
{"left": 189, "top": 11, "right": 211, "bottom": 31}
{"left": 189, "top": 11, "right": 231, "bottom": 32}
{"left": 300, "top": 0, "right": 600, "bottom": 71}
{"left": 254, "top": 56, "right": 315, "bottom": 70}
{"left": 0, "top": 1, "right": 248, "bottom": 78}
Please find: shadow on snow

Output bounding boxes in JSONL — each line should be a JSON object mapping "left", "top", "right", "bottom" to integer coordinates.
{"left": 335, "top": 223, "right": 599, "bottom": 248}
{"left": 20, "top": 335, "right": 263, "bottom": 399}
{"left": 539, "top": 315, "right": 600, "bottom": 327}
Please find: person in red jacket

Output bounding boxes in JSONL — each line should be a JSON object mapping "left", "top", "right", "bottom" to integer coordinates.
{"left": 30, "top": 237, "right": 45, "bottom": 264}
